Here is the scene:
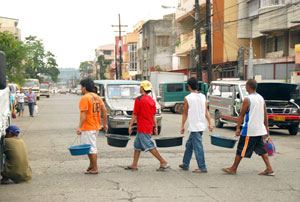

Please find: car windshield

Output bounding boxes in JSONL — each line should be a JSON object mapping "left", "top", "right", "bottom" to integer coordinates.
{"left": 40, "top": 84, "right": 49, "bottom": 89}
{"left": 23, "top": 81, "right": 39, "bottom": 87}
{"left": 107, "top": 84, "right": 140, "bottom": 99}
{"left": 240, "top": 85, "right": 248, "bottom": 97}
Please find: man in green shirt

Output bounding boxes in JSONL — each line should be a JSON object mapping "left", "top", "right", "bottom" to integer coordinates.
{"left": 1, "top": 125, "right": 32, "bottom": 184}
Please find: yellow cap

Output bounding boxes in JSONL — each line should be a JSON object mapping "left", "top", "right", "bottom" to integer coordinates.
{"left": 141, "top": 80, "right": 152, "bottom": 91}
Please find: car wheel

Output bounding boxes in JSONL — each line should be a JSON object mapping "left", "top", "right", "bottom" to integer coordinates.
{"left": 215, "top": 111, "right": 223, "bottom": 128}
{"left": 170, "top": 106, "right": 176, "bottom": 113}
{"left": 37, "top": 96, "right": 40, "bottom": 101}
{"left": 47, "top": 95, "right": 50, "bottom": 98}
{"left": 288, "top": 125, "right": 298, "bottom": 135}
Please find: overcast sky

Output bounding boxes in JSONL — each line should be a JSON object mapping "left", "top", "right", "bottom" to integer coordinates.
{"left": 1, "top": 0, "right": 177, "bottom": 68}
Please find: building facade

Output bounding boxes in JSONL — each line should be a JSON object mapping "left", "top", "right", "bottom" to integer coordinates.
{"left": 0, "top": 16, "right": 21, "bottom": 40}
{"left": 124, "top": 32, "right": 138, "bottom": 79}
{"left": 95, "top": 44, "right": 115, "bottom": 79}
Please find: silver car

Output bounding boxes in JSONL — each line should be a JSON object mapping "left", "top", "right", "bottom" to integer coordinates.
{"left": 94, "top": 80, "right": 162, "bottom": 134}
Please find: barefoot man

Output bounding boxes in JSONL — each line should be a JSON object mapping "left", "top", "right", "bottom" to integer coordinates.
{"left": 222, "top": 79, "right": 275, "bottom": 176}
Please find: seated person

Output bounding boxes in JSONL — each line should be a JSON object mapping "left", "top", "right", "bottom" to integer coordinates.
{"left": 1, "top": 125, "right": 32, "bottom": 184}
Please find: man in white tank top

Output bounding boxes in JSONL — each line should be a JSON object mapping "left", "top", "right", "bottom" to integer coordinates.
{"left": 222, "top": 79, "right": 275, "bottom": 176}
{"left": 179, "top": 78, "right": 213, "bottom": 173}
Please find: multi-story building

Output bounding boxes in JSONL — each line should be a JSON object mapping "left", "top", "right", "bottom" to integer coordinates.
{"left": 124, "top": 32, "right": 138, "bottom": 80}
{"left": 138, "top": 14, "right": 177, "bottom": 80}
{"left": 175, "top": 0, "right": 207, "bottom": 78}
{"left": 236, "top": 0, "right": 300, "bottom": 81}
{"left": 95, "top": 44, "right": 115, "bottom": 79}
{"left": 0, "top": 16, "right": 21, "bottom": 40}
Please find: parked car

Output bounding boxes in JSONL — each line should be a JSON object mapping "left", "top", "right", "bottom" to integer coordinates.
{"left": 208, "top": 80, "right": 300, "bottom": 135}
{"left": 94, "top": 80, "right": 162, "bottom": 134}
{"left": 159, "top": 81, "right": 208, "bottom": 113}
{"left": 60, "top": 89, "right": 67, "bottom": 94}
{"left": 257, "top": 82, "right": 300, "bottom": 135}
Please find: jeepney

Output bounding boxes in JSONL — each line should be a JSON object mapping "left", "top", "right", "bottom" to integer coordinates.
{"left": 94, "top": 80, "right": 162, "bottom": 134}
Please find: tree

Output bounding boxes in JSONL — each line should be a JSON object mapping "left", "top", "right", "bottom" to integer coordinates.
{"left": 97, "top": 55, "right": 109, "bottom": 80}
{"left": 79, "top": 61, "right": 93, "bottom": 77}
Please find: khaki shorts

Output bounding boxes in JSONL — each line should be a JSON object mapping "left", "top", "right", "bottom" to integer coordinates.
{"left": 81, "top": 130, "right": 98, "bottom": 154}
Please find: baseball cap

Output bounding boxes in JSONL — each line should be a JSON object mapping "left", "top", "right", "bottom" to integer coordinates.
{"left": 141, "top": 80, "right": 152, "bottom": 91}
{"left": 6, "top": 125, "right": 20, "bottom": 136}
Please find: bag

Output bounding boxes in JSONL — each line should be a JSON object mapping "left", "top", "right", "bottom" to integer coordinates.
{"left": 34, "top": 105, "right": 39, "bottom": 114}
{"left": 12, "top": 111, "right": 16, "bottom": 119}
{"left": 264, "top": 137, "right": 276, "bottom": 156}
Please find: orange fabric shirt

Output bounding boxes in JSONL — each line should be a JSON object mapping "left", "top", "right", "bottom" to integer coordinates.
{"left": 79, "top": 93, "right": 104, "bottom": 131}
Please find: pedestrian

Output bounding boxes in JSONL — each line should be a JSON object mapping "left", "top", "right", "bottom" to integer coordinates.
{"left": 77, "top": 78, "right": 108, "bottom": 174}
{"left": 179, "top": 77, "right": 213, "bottom": 173}
{"left": 1, "top": 125, "right": 32, "bottom": 184}
{"left": 16, "top": 88, "right": 26, "bottom": 117}
{"left": 26, "top": 88, "right": 36, "bottom": 117}
{"left": 125, "top": 81, "right": 168, "bottom": 171}
{"left": 222, "top": 79, "right": 275, "bottom": 176}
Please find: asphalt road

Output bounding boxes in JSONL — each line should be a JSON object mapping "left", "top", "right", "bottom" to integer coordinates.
{"left": 1, "top": 93, "right": 300, "bottom": 202}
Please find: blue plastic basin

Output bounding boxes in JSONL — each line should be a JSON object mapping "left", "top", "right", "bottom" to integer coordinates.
{"left": 68, "top": 144, "right": 91, "bottom": 156}
{"left": 210, "top": 135, "right": 237, "bottom": 148}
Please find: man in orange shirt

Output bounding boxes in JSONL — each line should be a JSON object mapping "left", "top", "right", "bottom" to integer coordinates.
{"left": 77, "top": 78, "right": 108, "bottom": 174}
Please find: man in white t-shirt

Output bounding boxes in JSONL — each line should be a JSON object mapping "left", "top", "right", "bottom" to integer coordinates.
{"left": 179, "top": 77, "right": 213, "bottom": 173}
{"left": 222, "top": 79, "right": 275, "bottom": 176}
{"left": 16, "top": 88, "right": 26, "bottom": 117}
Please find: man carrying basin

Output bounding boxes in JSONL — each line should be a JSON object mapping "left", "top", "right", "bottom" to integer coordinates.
{"left": 77, "top": 78, "right": 108, "bottom": 174}
{"left": 222, "top": 79, "right": 275, "bottom": 176}
{"left": 179, "top": 77, "right": 213, "bottom": 173}
{"left": 126, "top": 81, "right": 168, "bottom": 171}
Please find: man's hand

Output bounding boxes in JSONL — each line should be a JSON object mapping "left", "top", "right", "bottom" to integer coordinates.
{"left": 154, "top": 127, "right": 158, "bottom": 136}
{"left": 208, "top": 124, "right": 213, "bottom": 132}
{"left": 77, "top": 127, "right": 82, "bottom": 135}
{"left": 128, "top": 126, "right": 132, "bottom": 135}
{"left": 236, "top": 128, "right": 241, "bottom": 136}
{"left": 103, "top": 124, "right": 108, "bottom": 132}
{"left": 180, "top": 126, "right": 185, "bottom": 134}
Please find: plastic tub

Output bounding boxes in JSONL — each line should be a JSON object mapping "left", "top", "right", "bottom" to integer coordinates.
{"left": 107, "top": 134, "right": 130, "bottom": 148}
{"left": 210, "top": 135, "right": 237, "bottom": 148}
{"left": 155, "top": 136, "right": 183, "bottom": 148}
{"left": 68, "top": 144, "right": 91, "bottom": 156}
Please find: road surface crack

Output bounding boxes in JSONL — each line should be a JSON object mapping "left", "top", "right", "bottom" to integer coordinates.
{"left": 106, "top": 179, "right": 136, "bottom": 202}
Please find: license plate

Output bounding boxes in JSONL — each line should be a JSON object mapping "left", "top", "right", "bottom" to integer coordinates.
{"left": 273, "top": 116, "right": 285, "bottom": 121}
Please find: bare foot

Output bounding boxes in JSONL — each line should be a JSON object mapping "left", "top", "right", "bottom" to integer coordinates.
{"left": 221, "top": 168, "right": 236, "bottom": 175}
{"left": 160, "top": 161, "right": 168, "bottom": 168}
{"left": 259, "top": 169, "right": 275, "bottom": 176}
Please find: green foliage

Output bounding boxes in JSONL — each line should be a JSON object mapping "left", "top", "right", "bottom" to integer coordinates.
{"left": 97, "top": 55, "right": 109, "bottom": 80}
{"left": 0, "top": 32, "right": 60, "bottom": 84}
{"left": 79, "top": 61, "right": 93, "bottom": 77}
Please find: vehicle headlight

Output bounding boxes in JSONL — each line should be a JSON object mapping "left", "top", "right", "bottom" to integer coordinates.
{"left": 291, "top": 108, "right": 298, "bottom": 114}
{"left": 111, "top": 110, "right": 123, "bottom": 116}
{"left": 156, "top": 109, "right": 161, "bottom": 114}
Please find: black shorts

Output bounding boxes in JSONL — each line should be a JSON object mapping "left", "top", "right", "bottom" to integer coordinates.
{"left": 236, "top": 136, "right": 267, "bottom": 158}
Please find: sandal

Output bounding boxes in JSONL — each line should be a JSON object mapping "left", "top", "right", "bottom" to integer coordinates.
{"left": 259, "top": 170, "right": 275, "bottom": 176}
{"left": 221, "top": 168, "right": 236, "bottom": 175}
{"left": 192, "top": 169, "right": 207, "bottom": 173}
{"left": 179, "top": 164, "right": 189, "bottom": 171}
{"left": 124, "top": 166, "right": 138, "bottom": 171}
{"left": 84, "top": 170, "right": 99, "bottom": 174}
{"left": 156, "top": 166, "right": 170, "bottom": 171}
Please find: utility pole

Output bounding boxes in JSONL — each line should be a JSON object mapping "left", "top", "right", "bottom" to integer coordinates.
{"left": 112, "top": 14, "right": 127, "bottom": 80}
{"left": 115, "top": 44, "right": 118, "bottom": 79}
{"left": 195, "top": 0, "right": 202, "bottom": 81}
{"left": 206, "top": 0, "right": 212, "bottom": 83}
{"left": 237, "top": 47, "right": 245, "bottom": 80}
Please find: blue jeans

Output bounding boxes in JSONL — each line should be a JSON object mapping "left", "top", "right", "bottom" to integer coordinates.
{"left": 28, "top": 103, "right": 34, "bottom": 116}
{"left": 182, "top": 131, "right": 207, "bottom": 171}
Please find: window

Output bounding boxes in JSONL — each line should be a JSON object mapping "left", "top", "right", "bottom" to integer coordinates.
{"left": 156, "top": 36, "right": 170, "bottom": 47}
{"left": 129, "top": 43, "right": 137, "bottom": 71}
{"left": 221, "top": 86, "right": 233, "bottom": 98}
{"left": 103, "top": 50, "right": 112, "bottom": 55}
{"left": 266, "top": 35, "right": 284, "bottom": 53}
{"left": 267, "top": 38, "right": 273, "bottom": 53}
{"left": 290, "top": 31, "right": 300, "bottom": 48}
{"left": 260, "top": 0, "right": 289, "bottom": 8}
{"left": 167, "top": 84, "right": 184, "bottom": 92}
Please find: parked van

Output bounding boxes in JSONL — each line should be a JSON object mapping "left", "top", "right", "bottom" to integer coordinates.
{"left": 22, "top": 79, "right": 40, "bottom": 100}
{"left": 208, "top": 80, "right": 300, "bottom": 135}
{"left": 94, "top": 80, "right": 162, "bottom": 134}
{"left": 159, "top": 81, "right": 208, "bottom": 113}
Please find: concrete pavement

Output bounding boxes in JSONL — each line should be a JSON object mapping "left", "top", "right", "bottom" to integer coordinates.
{"left": 0, "top": 94, "right": 300, "bottom": 202}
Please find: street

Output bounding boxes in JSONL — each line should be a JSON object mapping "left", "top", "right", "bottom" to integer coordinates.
{"left": 1, "top": 93, "right": 300, "bottom": 202}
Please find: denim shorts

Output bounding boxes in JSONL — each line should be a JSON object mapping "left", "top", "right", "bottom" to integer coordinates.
{"left": 134, "top": 132, "right": 155, "bottom": 152}
{"left": 18, "top": 102, "right": 24, "bottom": 111}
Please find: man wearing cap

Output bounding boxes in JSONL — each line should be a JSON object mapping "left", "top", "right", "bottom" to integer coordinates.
{"left": 125, "top": 81, "right": 168, "bottom": 171}
{"left": 1, "top": 125, "right": 32, "bottom": 184}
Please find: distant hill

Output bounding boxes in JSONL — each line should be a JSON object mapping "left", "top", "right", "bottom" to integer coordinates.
{"left": 58, "top": 68, "right": 80, "bottom": 82}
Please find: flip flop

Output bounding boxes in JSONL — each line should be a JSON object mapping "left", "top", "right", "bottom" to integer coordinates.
{"left": 179, "top": 164, "right": 189, "bottom": 171}
{"left": 259, "top": 170, "right": 275, "bottom": 176}
{"left": 86, "top": 167, "right": 92, "bottom": 172}
{"left": 124, "top": 166, "right": 138, "bottom": 171}
{"left": 156, "top": 166, "right": 170, "bottom": 171}
{"left": 84, "top": 170, "right": 99, "bottom": 174}
{"left": 1, "top": 180, "right": 11, "bottom": 185}
{"left": 192, "top": 169, "right": 208, "bottom": 173}
{"left": 221, "top": 168, "right": 236, "bottom": 175}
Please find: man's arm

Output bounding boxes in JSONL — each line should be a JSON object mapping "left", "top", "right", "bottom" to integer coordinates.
{"left": 77, "top": 111, "right": 87, "bottom": 135}
{"left": 236, "top": 98, "right": 249, "bottom": 136}
{"left": 101, "top": 105, "right": 108, "bottom": 131}
{"left": 205, "top": 101, "right": 213, "bottom": 132}
{"left": 180, "top": 98, "right": 189, "bottom": 134}
{"left": 264, "top": 103, "right": 270, "bottom": 136}
{"left": 128, "top": 114, "right": 137, "bottom": 135}
{"left": 153, "top": 115, "right": 158, "bottom": 136}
